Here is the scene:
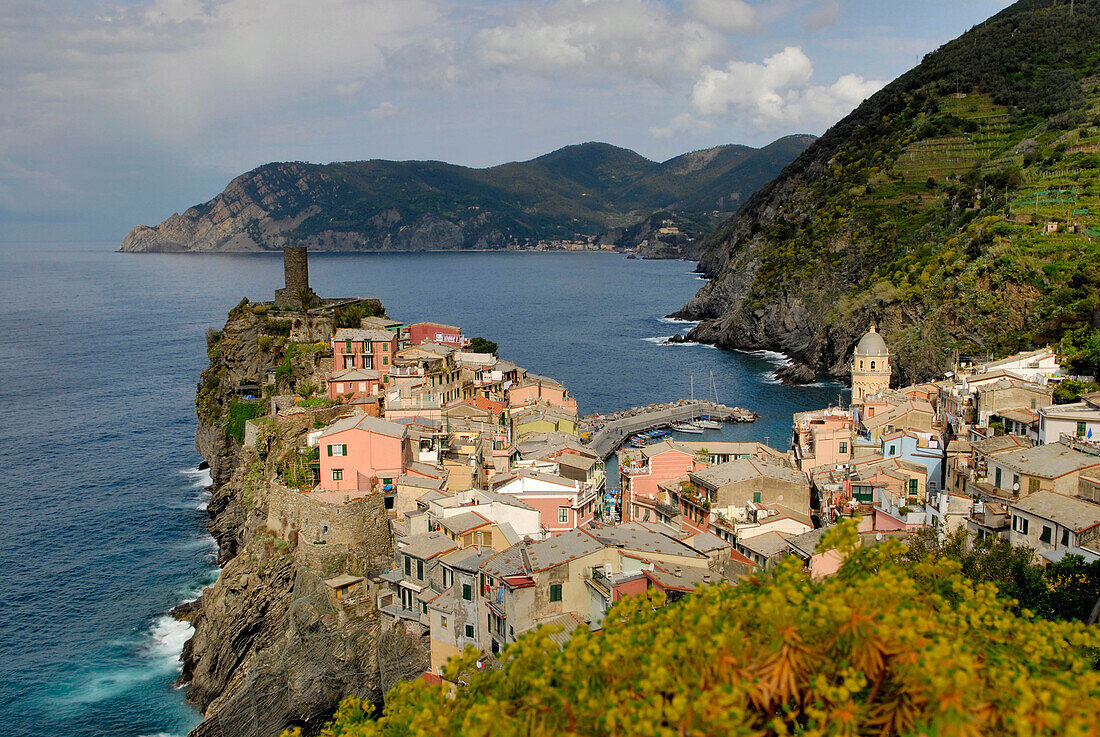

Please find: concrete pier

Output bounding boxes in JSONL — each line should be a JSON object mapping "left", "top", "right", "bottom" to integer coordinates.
{"left": 583, "top": 400, "right": 755, "bottom": 458}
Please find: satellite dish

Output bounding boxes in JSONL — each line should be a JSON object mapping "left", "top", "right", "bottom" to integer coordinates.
{"left": 1013, "top": 483, "right": 1020, "bottom": 491}
{"left": 875, "top": 532, "right": 883, "bottom": 541}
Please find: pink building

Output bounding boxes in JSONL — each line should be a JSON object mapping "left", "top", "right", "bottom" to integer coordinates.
{"left": 491, "top": 469, "right": 597, "bottom": 534}
{"left": 408, "top": 322, "right": 467, "bottom": 347}
{"left": 619, "top": 442, "right": 704, "bottom": 523}
{"left": 332, "top": 328, "right": 398, "bottom": 372}
{"left": 792, "top": 407, "right": 854, "bottom": 472}
{"left": 327, "top": 368, "right": 383, "bottom": 401}
{"left": 506, "top": 375, "right": 578, "bottom": 415}
{"left": 318, "top": 415, "right": 409, "bottom": 494}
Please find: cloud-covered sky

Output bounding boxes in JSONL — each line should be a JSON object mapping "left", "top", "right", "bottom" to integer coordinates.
{"left": 0, "top": 0, "right": 1012, "bottom": 241}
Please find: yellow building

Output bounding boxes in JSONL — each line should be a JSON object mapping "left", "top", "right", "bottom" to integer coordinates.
{"left": 851, "top": 325, "right": 891, "bottom": 403}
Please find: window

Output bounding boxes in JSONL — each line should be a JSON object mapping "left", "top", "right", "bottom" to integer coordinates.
{"left": 870, "top": 361, "right": 876, "bottom": 370}
{"left": 465, "top": 624, "right": 474, "bottom": 638}
{"left": 327, "top": 444, "right": 346, "bottom": 457}
{"left": 889, "top": 445, "right": 897, "bottom": 456}
{"left": 1062, "top": 529, "right": 1071, "bottom": 546}
{"left": 382, "top": 477, "right": 392, "bottom": 486}
{"left": 335, "top": 383, "right": 344, "bottom": 394}
{"left": 1013, "top": 474, "right": 1020, "bottom": 492}
{"left": 1040, "top": 525, "right": 1053, "bottom": 544}
{"left": 462, "top": 584, "right": 472, "bottom": 601}
{"left": 441, "top": 615, "right": 447, "bottom": 628}
{"left": 1079, "top": 421, "right": 1088, "bottom": 437}
{"left": 416, "top": 560, "right": 424, "bottom": 580}
{"left": 908, "top": 478, "right": 918, "bottom": 498}
{"left": 839, "top": 442, "right": 848, "bottom": 454}
{"left": 345, "top": 340, "right": 352, "bottom": 352}
{"left": 331, "top": 469, "right": 343, "bottom": 481}
{"left": 549, "top": 584, "right": 562, "bottom": 602}
{"left": 383, "top": 356, "right": 389, "bottom": 366}
{"left": 995, "top": 468, "right": 1002, "bottom": 488}
{"left": 752, "top": 491, "right": 762, "bottom": 504}
{"left": 558, "top": 507, "right": 569, "bottom": 524}
{"left": 860, "top": 360, "right": 864, "bottom": 369}
{"left": 443, "top": 567, "right": 453, "bottom": 589}
{"left": 1029, "top": 478, "right": 1040, "bottom": 494}
{"left": 404, "top": 556, "right": 411, "bottom": 576}
{"left": 363, "top": 341, "right": 371, "bottom": 353}
{"left": 1013, "top": 515, "right": 1029, "bottom": 535}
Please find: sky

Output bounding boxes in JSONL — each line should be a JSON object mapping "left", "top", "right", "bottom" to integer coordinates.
{"left": 0, "top": 0, "right": 1014, "bottom": 242}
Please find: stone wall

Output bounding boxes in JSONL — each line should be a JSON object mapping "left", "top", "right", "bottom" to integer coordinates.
{"left": 267, "top": 482, "right": 394, "bottom": 569}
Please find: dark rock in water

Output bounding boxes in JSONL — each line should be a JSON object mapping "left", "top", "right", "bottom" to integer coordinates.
{"left": 775, "top": 362, "right": 816, "bottom": 385}
{"left": 171, "top": 598, "right": 203, "bottom": 624}
{"left": 666, "top": 333, "right": 690, "bottom": 344}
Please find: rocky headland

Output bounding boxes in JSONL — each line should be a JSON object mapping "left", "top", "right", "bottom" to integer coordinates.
{"left": 181, "top": 302, "right": 427, "bottom": 737}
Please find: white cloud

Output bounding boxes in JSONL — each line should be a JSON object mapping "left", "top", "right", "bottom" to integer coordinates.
{"left": 362, "top": 102, "right": 397, "bottom": 119}
{"left": 3, "top": 0, "right": 440, "bottom": 140}
{"left": 649, "top": 112, "right": 713, "bottom": 138}
{"left": 689, "top": 46, "right": 882, "bottom": 127}
{"left": 474, "top": 0, "right": 727, "bottom": 81}
{"left": 802, "top": 0, "right": 840, "bottom": 30}
{"left": 683, "top": 0, "right": 757, "bottom": 33}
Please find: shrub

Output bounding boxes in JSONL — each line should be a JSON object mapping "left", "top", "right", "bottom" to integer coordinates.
{"left": 258, "top": 335, "right": 274, "bottom": 351}
{"left": 226, "top": 399, "right": 264, "bottom": 444}
{"left": 292, "top": 529, "right": 1100, "bottom": 737}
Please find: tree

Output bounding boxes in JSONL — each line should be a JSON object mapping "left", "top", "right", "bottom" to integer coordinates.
{"left": 286, "top": 524, "right": 1100, "bottom": 737}
{"left": 294, "top": 287, "right": 320, "bottom": 311}
{"left": 468, "top": 337, "right": 499, "bottom": 356}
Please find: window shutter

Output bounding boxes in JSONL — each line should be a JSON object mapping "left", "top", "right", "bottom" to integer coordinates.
{"left": 327, "top": 444, "right": 332, "bottom": 457}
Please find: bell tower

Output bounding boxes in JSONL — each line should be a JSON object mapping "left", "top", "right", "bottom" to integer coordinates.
{"left": 851, "top": 325, "right": 891, "bottom": 403}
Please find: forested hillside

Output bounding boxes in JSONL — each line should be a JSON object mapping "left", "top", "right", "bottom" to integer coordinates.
{"left": 679, "top": 0, "right": 1100, "bottom": 384}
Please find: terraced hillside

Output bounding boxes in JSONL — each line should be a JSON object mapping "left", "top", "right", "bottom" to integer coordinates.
{"left": 680, "top": 0, "right": 1100, "bottom": 384}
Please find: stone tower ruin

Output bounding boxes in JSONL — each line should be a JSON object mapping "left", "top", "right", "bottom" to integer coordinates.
{"left": 274, "top": 246, "right": 315, "bottom": 308}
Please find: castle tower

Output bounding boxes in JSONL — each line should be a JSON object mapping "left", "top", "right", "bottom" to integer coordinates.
{"left": 274, "top": 246, "right": 313, "bottom": 307}
{"left": 851, "top": 325, "right": 891, "bottom": 403}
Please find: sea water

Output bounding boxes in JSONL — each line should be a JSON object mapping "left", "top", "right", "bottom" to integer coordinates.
{"left": 0, "top": 243, "right": 843, "bottom": 737}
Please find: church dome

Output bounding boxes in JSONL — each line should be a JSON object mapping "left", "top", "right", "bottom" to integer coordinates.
{"left": 855, "top": 325, "right": 888, "bottom": 357}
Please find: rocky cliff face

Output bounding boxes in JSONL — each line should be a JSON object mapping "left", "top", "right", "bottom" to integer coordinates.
{"left": 184, "top": 304, "right": 427, "bottom": 737}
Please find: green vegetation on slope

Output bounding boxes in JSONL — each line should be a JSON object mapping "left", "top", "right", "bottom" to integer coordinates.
{"left": 287, "top": 527, "right": 1100, "bottom": 737}
{"left": 692, "top": 0, "right": 1100, "bottom": 381}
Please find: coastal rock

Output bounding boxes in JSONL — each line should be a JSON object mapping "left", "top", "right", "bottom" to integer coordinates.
{"left": 774, "top": 362, "right": 816, "bottom": 385}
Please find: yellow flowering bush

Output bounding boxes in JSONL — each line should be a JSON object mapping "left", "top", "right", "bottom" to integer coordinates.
{"left": 291, "top": 533, "right": 1100, "bottom": 737}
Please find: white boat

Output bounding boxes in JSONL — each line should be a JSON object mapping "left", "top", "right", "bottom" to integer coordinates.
{"left": 671, "top": 421, "right": 705, "bottom": 434}
{"left": 695, "top": 418, "right": 722, "bottom": 430}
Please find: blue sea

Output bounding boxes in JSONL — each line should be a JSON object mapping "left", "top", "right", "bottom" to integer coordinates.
{"left": 0, "top": 243, "right": 843, "bottom": 737}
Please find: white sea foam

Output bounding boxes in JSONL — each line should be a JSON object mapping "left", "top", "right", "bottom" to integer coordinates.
{"left": 658, "top": 317, "right": 699, "bottom": 325}
{"left": 69, "top": 617, "right": 195, "bottom": 705}
{"left": 180, "top": 467, "right": 212, "bottom": 489}
{"left": 146, "top": 616, "right": 194, "bottom": 669}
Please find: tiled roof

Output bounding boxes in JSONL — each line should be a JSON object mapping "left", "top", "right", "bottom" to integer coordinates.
{"left": 1012, "top": 490, "right": 1100, "bottom": 531}
{"left": 333, "top": 328, "right": 396, "bottom": 342}
{"left": 400, "top": 532, "right": 458, "bottom": 560}
{"left": 320, "top": 413, "right": 407, "bottom": 439}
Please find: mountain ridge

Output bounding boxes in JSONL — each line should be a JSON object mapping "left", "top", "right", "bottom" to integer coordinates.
{"left": 120, "top": 136, "right": 815, "bottom": 254}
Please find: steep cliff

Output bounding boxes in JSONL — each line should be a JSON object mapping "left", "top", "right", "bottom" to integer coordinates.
{"left": 184, "top": 302, "right": 427, "bottom": 736}
{"left": 120, "top": 138, "right": 813, "bottom": 253}
{"left": 678, "top": 0, "right": 1100, "bottom": 385}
